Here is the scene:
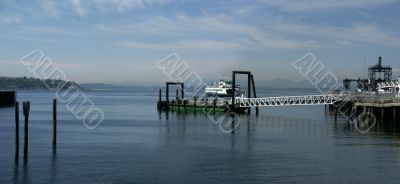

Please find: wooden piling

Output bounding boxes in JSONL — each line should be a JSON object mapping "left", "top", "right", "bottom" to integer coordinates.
{"left": 393, "top": 107, "right": 396, "bottom": 130}
{"left": 248, "top": 75, "right": 251, "bottom": 114}
{"left": 213, "top": 99, "right": 216, "bottom": 114}
{"left": 193, "top": 99, "right": 197, "bottom": 113}
{"left": 250, "top": 75, "right": 259, "bottom": 115}
{"left": 23, "top": 101, "right": 30, "bottom": 161}
{"left": 52, "top": 99, "right": 57, "bottom": 149}
{"left": 15, "top": 101, "right": 19, "bottom": 162}
{"left": 159, "top": 89, "right": 162, "bottom": 102}
{"left": 334, "top": 107, "right": 338, "bottom": 123}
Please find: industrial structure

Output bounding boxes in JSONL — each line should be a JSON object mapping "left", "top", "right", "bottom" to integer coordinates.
{"left": 343, "top": 56, "right": 393, "bottom": 91}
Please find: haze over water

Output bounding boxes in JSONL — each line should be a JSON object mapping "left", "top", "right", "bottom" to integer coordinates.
{"left": 1, "top": 88, "right": 400, "bottom": 184}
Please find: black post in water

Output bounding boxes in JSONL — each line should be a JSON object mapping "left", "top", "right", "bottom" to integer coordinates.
{"left": 213, "top": 99, "right": 216, "bottom": 115}
{"left": 15, "top": 101, "right": 19, "bottom": 162}
{"left": 159, "top": 89, "right": 162, "bottom": 102}
{"left": 247, "top": 74, "right": 251, "bottom": 114}
{"left": 231, "top": 71, "right": 236, "bottom": 112}
{"left": 23, "top": 101, "right": 30, "bottom": 162}
{"left": 250, "top": 75, "right": 259, "bottom": 115}
{"left": 181, "top": 83, "right": 184, "bottom": 99}
{"left": 52, "top": 99, "right": 57, "bottom": 149}
{"left": 334, "top": 107, "right": 338, "bottom": 123}
{"left": 165, "top": 84, "right": 169, "bottom": 106}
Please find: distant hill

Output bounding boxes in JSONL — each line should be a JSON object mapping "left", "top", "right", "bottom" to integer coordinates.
{"left": 0, "top": 76, "right": 81, "bottom": 90}
{"left": 80, "top": 83, "right": 134, "bottom": 90}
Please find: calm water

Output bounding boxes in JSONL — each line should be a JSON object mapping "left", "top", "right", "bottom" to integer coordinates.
{"left": 1, "top": 88, "right": 400, "bottom": 184}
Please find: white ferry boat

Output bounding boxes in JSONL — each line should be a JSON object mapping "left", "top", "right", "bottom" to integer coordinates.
{"left": 205, "top": 79, "right": 239, "bottom": 97}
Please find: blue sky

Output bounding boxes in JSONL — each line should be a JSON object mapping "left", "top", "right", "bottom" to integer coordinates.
{"left": 1, "top": 0, "right": 400, "bottom": 85}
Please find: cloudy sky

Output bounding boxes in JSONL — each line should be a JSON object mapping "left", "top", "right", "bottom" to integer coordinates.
{"left": 1, "top": 0, "right": 400, "bottom": 85}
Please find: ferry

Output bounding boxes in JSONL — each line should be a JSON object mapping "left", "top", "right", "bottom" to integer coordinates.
{"left": 205, "top": 79, "right": 239, "bottom": 97}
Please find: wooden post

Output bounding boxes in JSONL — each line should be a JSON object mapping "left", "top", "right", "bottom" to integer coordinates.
{"left": 334, "top": 107, "right": 338, "bottom": 123}
{"left": 250, "top": 75, "right": 259, "bottom": 115}
{"left": 166, "top": 84, "right": 169, "bottom": 110}
{"left": 23, "top": 101, "right": 30, "bottom": 161}
{"left": 393, "top": 107, "right": 395, "bottom": 130}
{"left": 231, "top": 71, "right": 236, "bottom": 112}
{"left": 52, "top": 99, "right": 57, "bottom": 149}
{"left": 181, "top": 83, "right": 184, "bottom": 99}
{"left": 248, "top": 74, "right": 251, "bottom": 114}
{"left": 15, "top": 101, "right": 19, "bottom": 162}
{"left": 381, "top": 108, "right": 384, "bottom": 126}
{"left": 194, "top": 99, "right": 197, "bottom": 112}
{"left": 213, "top": 99, "right": 216, "bottom": 115}
{"left": 159, "top": 89, "right": 162, "bottom": 102}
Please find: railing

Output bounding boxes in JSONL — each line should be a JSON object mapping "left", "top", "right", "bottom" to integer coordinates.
{"left": 378, "top": 80, "right": 399, "bottom": 89}
{"left": 236, "top": 95, "right": 338, "bottom": 107}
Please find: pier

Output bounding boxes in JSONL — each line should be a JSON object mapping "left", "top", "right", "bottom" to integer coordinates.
{"left": 157, "top": 67, "right": 400, "bottom": 131}
{"left": 0, "top": 91, "right": 16, "bottom": 107}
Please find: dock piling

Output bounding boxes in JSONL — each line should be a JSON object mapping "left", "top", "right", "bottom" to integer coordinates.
{"left": 52, "top": 99, "right": 57, "bottom": 149}
{"left": 213, "top": 99, "right": 216, "bottom": 114}
{"left": 15, "top": 102, "right": 19, "bottom": 162}
{"left": 23, "top": 101, "right": 30, "bottom": 162}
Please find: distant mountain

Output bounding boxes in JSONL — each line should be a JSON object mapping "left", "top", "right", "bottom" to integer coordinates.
{"left": 256, "top": 78, "right": 315, "bottom": 88}
{"left": 86, "top": 78, "right": 316, "bottom": 89}
{"left": 80, "top": 83, "right": 134, "bottom": 90}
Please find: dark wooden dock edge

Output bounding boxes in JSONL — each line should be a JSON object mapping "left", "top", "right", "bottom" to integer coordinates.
{"left": 328, "top": 99, "right": 400, "bottom": 131}
{"left": 0, "top": 91, "right": 16, "bottom": 107}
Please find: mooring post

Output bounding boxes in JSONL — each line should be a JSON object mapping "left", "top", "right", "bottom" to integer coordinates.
{"left": 159, "top": 89, "right": 162, "bottom": 102}
{"left": 334, "top": 107, "right": 338, "bottom": 123}
{"left": 247, "top": 74, "right": 251, "bottom": 114}
{"left": 194, "top": 99, "right": 197, "bottom": 113}
{"left": 250, "top": 75, "right": 259, "bottom": 115}
{"left": 184, "top": 100, "right": 187, "bottom": 112}
{"left": 52, "top": 99, "right": 57, "bottom": 149}
{"left": 23, "top": 101, "right": 30, "bottom": 161}
{"left": 213, "top": 99, "right": 216, "bottom": 114}
{"left": 231, "top": 71, "right": 236, "bottom": 112}
{"left": 381, "top": 108, "right": 384, "bottom": 126}
{"left": 181, "top": 83, "right": 184, "bottom": 99}
{"left": 15, "top": 101, "right": 19, "bottom": 162}
{"left": 394, "top": 107, "right": 396, "bottom": 129}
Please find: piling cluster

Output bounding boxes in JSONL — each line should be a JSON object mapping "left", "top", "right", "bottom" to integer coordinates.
{"left": 14, "top": 99, "right": 57, "bottom": 163}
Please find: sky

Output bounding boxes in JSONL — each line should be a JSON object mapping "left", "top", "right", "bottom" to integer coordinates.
{"left": 1, "top": 0, "right": 400, "bottom": 85}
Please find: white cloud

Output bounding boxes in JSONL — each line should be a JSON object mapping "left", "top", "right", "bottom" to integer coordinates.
{"left": 116, "top": 39, "right": 249, "bottom": 50}
{"left": 259, "top": 0, "right": 400, "bottom": 12}
{"left": 40, "top": 0, "right": 59, "bottom": 17}
{"left": 0, "top": 15, "right": 21, "bottom": 24}
{"left": 107, "top": 14, "right": 325, "bottom": 50}
{"left": 70, "top": 0, "right": 86, "bottom": 16}
{"left": 22, "top": 26, "right": 81, "bottom": 36}
{"left": 273, "top": 22, "right": 400, "bottom": 48}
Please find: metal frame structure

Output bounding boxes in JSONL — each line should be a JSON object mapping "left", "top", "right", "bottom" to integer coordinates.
{"left": 368, "top": 57, "right": 392, "bottom": 90}
{"left": 231, "top": 71, "right": 258, "bottom": 114}
{"left": 166, "top": 82, "right": 184, "bottom": 104}
{"left": 236, "top": 95, "right": 338, "bottom": 107}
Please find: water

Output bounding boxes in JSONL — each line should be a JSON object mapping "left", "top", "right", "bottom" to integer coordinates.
{"left": 1, "top": 88, "right": 400, "bottom": 183}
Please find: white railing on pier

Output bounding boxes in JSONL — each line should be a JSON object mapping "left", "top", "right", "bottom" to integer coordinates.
{"left": 378, "top": 80, "right": 399, "bottom": 89}
{"left": 236, "top": 95, "right": 338, "bottom": 107}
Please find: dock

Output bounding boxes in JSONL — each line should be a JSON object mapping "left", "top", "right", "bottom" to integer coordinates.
{"left": 0, "top": 91, "right": 16, "bottom": 107}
